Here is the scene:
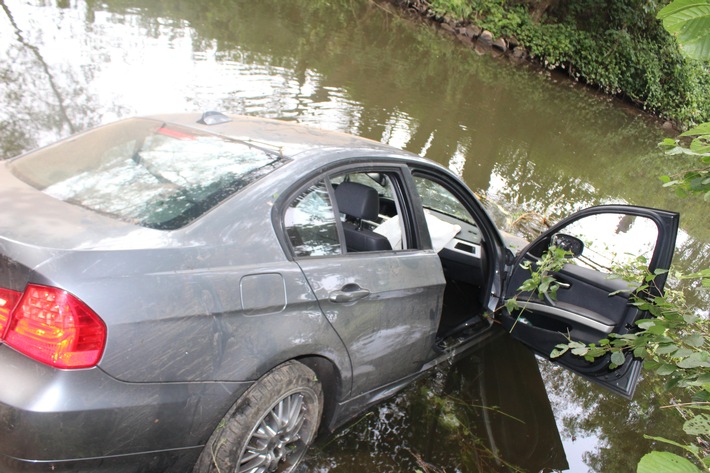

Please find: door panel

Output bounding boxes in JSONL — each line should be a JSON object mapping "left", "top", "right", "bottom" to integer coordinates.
{"left": 502, "top": 205, "right": 679, "bottom": 397}
{"left": 508, "top": 261, "right": 640, "bottom": 342}
{"left": 297, "top": 251, "right": 445, "bottom": 396}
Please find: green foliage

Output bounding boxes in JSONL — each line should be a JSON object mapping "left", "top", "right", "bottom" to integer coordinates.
{"left": 429, "top": 0, "right": 474, "bottom": 19}
{"left": 660, "top": 122, "right": 710, "bottom": 200}
{"left": 517, "top": 246, "right": 570, "bottom": 299}
{"left": 657, "top": 0, "right": 710, "bottom": 60}
{"left": 504, "top": 245, "right": 572, "bottom": 329}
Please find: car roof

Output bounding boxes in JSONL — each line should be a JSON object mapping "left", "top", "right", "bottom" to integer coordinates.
{"left": 0, "top": 113, "right": 436, "bottom": 253}
{"left": 147, "top": 112, "right": 414, "bottom": 159}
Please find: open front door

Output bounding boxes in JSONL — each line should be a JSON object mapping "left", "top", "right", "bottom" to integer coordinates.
{"left": 500, "top": 205, "right": 679, "bottom": 398}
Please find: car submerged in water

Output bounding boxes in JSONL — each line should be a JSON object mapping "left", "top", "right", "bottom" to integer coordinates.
{"left": 0, "top": 112, "right": 678, "bottom": 472}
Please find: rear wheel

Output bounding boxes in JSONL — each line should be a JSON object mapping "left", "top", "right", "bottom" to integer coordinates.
{"left": 195, "top": 361, "right": 323, "bottom": 473}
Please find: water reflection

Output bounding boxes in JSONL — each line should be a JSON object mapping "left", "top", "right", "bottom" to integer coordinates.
{"left": 540, "top": 360, "right": 688, "bottom": 472}
{"left": 304, "top": 328, "right": 568, "bottom": 472}
{"left": 1, "top": 0, "right": 707, "bottom": 470}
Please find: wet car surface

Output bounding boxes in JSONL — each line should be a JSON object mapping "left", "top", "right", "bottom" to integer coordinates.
{"left": 0, "top": 112, "right": 678, "bottom": 472}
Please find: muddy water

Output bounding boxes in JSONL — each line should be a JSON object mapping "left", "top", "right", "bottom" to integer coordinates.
{"left": 1, "top": 0, "right": 707, "bottom": 471}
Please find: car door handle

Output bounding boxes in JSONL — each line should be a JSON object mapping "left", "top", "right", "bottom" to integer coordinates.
{"left": 329, "top": 285, "right": 371, "bottom": 303}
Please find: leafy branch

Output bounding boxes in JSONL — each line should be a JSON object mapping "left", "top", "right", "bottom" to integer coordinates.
{"left": 503, "top": 245, "right": 572, "bottom": 331}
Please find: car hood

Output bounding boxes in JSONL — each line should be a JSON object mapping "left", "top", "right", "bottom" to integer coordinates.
{"left": 0, "top": 163, "right": 171, "bottom": 255}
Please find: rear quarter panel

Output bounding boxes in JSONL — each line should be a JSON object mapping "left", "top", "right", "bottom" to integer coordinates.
{"left": 25, "top": 178, "right": 352, "bottom": 394}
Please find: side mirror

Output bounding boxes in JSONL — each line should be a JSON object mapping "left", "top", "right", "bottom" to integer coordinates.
{"left": 551, "top": 233, "right": 584, "bottom": 257}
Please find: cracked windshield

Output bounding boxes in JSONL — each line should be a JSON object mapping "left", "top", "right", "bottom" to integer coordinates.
{"left": 1, "top": 0, "right": 708, "bottom": 472}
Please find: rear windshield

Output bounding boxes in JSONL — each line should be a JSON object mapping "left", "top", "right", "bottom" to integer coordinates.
{"left": 10, "top": 118, "right": 287, "bottom": 229}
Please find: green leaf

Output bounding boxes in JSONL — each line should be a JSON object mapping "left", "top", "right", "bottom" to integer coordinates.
{"left": 519, "top": 279, "right": 538, "bottom": 293}
{"left": 694, "top": 389, "right": 710, "bottom": 402}
{"left": 634, "top": 346, "right": 648, "bottom": 359}
{"left": 680, "top": 122, "right": 710, "bottom": 137}
{"left": 571, "top": 345, "right": 589, "bottom": 356}
{"left": 504, "top": 298, "right": 520, "bottom": 313}
{"left": 587, "top": 346, "right": 607, "bottom": 358}
{"left": 551, "top": 344, "right": 569, "bottom": 358}
{"left": 675, "top": 348, "right": 695, "bottom": 358}
{"left": 637, "top": 319, "right": 656, "bottom": 330}
{"left": 657, "top": 363, "right": 678, "bottom": 375}
{"left": 678, "top": 352, "right": 710, "bottom": 369}
{"left": 657, "top": 0, "right": 710, "bottom": 61}
{"left": 694, "top": 373, "right": 710, "bottom": 384}
{"left": 683, "top": 413, "right": 710, "bottom": 436}
{"left": 683, "top": 333, "right": 705, "bottom": 347}
{"left": 689, "top": 138, "right": 710, "bottom": 154}
{"left": 646, "top": 323, "right": 669, "bottom": 336}
{"left": 637, "top": 451, "right": 702, "bottom": 473}
{"left": 611, "top": 351, "right": 626, "bottom": 366}
{"left": 644, "top": 435, "right": 701, "bottom": 455}
{"left": 682, "top": 268, "right": 710, "bottom": 279}
{"left": 657, "top": 344, "right": 680, "bottom": 355}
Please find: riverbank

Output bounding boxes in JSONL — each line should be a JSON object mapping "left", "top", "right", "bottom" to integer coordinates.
{"left": 385, "top": 0, "right": 710, "bottom": 130}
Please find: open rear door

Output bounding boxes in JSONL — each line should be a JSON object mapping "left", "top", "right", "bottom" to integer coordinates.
{"left": 500, "top": 205, "right": 679, "bottom": 398}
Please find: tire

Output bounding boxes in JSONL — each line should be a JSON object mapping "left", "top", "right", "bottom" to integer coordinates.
{"left": 194, "top": 361, "right": 323, "bottom": 473}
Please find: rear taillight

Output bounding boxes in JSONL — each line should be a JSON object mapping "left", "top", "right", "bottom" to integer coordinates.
{"left": 1, "top": 284, "right": 106, "bottom": 369}
{"left": 0, "top": 288, "right": 22, "bottom": 337}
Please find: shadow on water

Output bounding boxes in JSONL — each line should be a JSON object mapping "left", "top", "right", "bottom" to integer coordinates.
{"left": 303, "top": 327, "right": 568, "bottom": 472}
{"left": 0, "top": 0, "right": 707, "bottom": 471}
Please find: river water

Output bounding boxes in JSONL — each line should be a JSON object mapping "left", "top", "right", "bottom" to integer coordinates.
{"left": 1, "top": 0, "right": 707, "bottom": 471}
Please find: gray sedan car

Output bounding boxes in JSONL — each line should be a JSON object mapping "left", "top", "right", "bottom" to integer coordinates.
{"left": 0, "top": 112, "right": 678, "bottom": 472}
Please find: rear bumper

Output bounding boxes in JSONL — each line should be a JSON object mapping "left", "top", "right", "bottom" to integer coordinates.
{"left": 0, "top": 345, "right": 250, "bottom": 472}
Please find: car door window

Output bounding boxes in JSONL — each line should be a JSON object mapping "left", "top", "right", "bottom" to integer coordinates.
{"left": 284, "top": 180, "right": 342, "bottom": 257}
{"left": 551, "top": 213, "right": 659, "bottom": 277}
{"left": 414, "top": 176, "right": 476, "bottom": 225}
{"left": 284, "top": 169, "right": 420, "bottom": 256}
{"left": 412, "top": 175, "right": 485, "bottom": 253}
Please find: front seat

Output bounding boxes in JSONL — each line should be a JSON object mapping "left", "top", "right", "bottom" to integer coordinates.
{"left": 335, "top": 182, "right": 392, "bottom": 252}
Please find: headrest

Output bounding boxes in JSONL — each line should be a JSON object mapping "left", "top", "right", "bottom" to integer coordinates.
{"left": 335, "top": 182, "right": 379, "bottom": 221}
